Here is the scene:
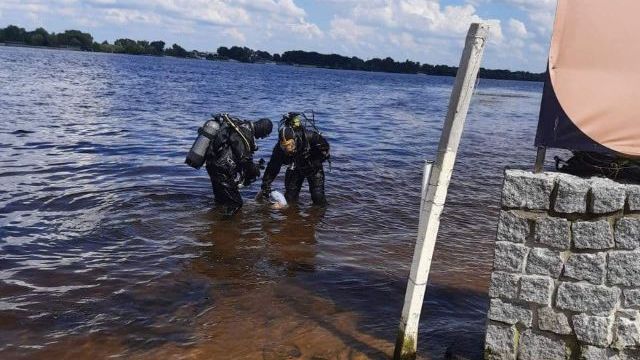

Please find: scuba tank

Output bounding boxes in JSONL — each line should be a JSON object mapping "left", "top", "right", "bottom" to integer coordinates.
{"left": 185, "top": 118, "right": 221, "bottom": 169}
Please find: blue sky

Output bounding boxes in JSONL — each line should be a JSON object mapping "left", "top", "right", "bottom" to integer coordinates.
{"left": 0, "top": 0, "right": 557, "bottom": 72}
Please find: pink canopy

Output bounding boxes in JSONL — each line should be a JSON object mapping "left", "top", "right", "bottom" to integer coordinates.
{"left": 546, "top": 0, "right": 640, "bottom": 156}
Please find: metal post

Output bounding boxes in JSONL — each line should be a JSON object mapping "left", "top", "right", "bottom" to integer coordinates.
{"left": 393, "top": 23, "right": 490, "bottom": 360}
{"left": 534, "top": 146, "right": 546, "bottom": 173}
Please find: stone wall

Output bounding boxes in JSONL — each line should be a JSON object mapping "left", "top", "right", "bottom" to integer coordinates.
{"left": 484, "top": 170, "right": 640, "bottom": 360}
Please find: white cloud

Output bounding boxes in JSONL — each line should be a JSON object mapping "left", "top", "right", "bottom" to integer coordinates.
{"left": 352, "top": 2, "right": 396, "bottom": 28}
{"left": 499, "top": 0, "right": 556, "bottom": 34}
{"left": 150, "top": 1, "right": 252, "bottom": 27}
{"left": 327, "top": 0, "right": 504, "bottom": 66}
{"left": 0, "top": 0, "right": 322, "bottom": 42}
{"left": 103, "top": 8, "right": 162, "bottom": 25}
{"left": 287, "top": 19, "right": 323, "bottom": 39}
{"left": 529, "top": 42, "right": 546, "bottom": 54}
{"left": 508, "top": 18, "right": 528, "bottom": 38}
{"left": 235, "top": 0, "right": 305, "bottom": 18}
{"left": 329, "top": 17, "right": 375, "bottom": 44}
{"left": 348, "top": 0, "right": 499, "bottom": 37}
{"left": 87, "top": 0, "right": 118, "bottom": 4}
{"left": 222, "top": 27, "right": 246, "bottom": 43}
{"left": 0, "top": 0, "right": 557, "bottom": 70}
{"left": 0, "top": 1, "right": 46, "bottom": 14}
{"left": 485, "top": 19, "right": 503, "bottom": 43}
{"left": 389, "top": 32, "right": 418, "bottom": 50}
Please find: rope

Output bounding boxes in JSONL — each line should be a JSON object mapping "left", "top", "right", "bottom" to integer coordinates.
{"left": 221, "top": 113, "right": 255, "bottom": 151}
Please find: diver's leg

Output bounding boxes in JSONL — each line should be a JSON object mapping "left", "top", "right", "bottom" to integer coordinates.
{"left": 284, "top": 169, "right": 304, "bottom": 203}
{"left": 207, "top": 166, "right": 226, "bottom": 205}
{"left": 308, "top": 167, "right": 327, "bottom": 206}
{"left": 208, "top": 168, "right": 243, "bottom": 215}
{"left": 218, "top": 179, "right": 243, "bottom": 216}
{"left": 211, "top": 181, "right": 227, "bottom": 206}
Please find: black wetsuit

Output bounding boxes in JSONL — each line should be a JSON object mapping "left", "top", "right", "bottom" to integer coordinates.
{"left": 261, "top": 129, "right": 330, "bottom": 205}
{"left": 205, "top": 118, "right": 260, "bottom": 213}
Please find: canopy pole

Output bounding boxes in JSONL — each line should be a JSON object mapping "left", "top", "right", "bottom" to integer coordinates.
{"left": 534, "top": 146, "right": 546, "bottom": 173}
{"left": 393, "top": 23, "right": 490, "bottom": 360}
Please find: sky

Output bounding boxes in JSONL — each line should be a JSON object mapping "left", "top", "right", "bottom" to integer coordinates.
{"left": 0, "top": 0, "right": 558, "bottom": 72}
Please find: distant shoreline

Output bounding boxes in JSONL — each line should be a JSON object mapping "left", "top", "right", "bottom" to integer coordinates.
{"left": 0, "top": 24, "right": 545, "bottom": 82}
{"left": 1, "top": 42, "right": 544, "bottom": 83}
{"left": 0, "top": 42, "right": 83, "bottom": 51}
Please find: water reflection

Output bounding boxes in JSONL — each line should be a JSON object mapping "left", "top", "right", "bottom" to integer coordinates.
{"left": 263, "top": 207, "right": 324, "bottom": 275}
{"left": 191, "top": 206, "right": 324, "bottom": 285}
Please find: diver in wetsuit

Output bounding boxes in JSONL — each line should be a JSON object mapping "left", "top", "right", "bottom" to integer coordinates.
{"left": 260, "top": 113, "right": 330, "bottom": 206}
{"left": 204, "top": 114, "right": 273, "bottom": 216}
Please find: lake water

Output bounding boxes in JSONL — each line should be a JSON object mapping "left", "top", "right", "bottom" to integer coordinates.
{"left": 0, "top": 46, "right": 551, "bottom": 359}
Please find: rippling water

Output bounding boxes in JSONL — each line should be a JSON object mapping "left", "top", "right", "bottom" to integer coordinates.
{"left": 0, "top": 46, "right": 549, "bottom": 359}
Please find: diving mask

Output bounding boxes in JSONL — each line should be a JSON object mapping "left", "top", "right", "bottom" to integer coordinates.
{"left": 290, "top": 115, "right": 301, "bottom": 128}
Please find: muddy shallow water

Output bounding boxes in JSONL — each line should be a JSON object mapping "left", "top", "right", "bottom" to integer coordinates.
{"left": 0, "top": 46, "right": 548, "bottom": 359}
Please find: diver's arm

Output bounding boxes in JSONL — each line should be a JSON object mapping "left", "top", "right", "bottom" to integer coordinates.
{"left": 239, "top": 153, "right": 260, "bottom": 186}
{"left": 261, "top": 143, "right": 284, "bottom": 193}
{"left": 228, "top": 131, "right": 260, "bottom": 185}
{"left": 309, "top": 131, "right": 330, "bottom": 163}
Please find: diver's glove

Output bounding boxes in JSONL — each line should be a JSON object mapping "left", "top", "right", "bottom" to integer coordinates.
{"left": 246, "top": 160, "right": 265, "bottom": 186}
{"left": 240, "top": 160, "right": 260, "bottom": 186}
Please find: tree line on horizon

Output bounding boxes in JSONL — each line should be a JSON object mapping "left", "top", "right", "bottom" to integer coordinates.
{"left": 0, "top": 24, "right": 544, "bottom": 82}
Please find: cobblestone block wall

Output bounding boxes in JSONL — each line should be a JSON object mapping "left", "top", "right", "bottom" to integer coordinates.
{"left": 485, "top": 170, "right": 640, "bottom": 360}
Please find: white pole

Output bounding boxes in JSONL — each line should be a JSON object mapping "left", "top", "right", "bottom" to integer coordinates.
{"left": 393, "top": 23, "right": 490, "bottom": 360}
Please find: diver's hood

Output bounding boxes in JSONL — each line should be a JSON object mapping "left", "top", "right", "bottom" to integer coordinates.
{"left": 253, "top": 118, "right": 273, "bottom": 139}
